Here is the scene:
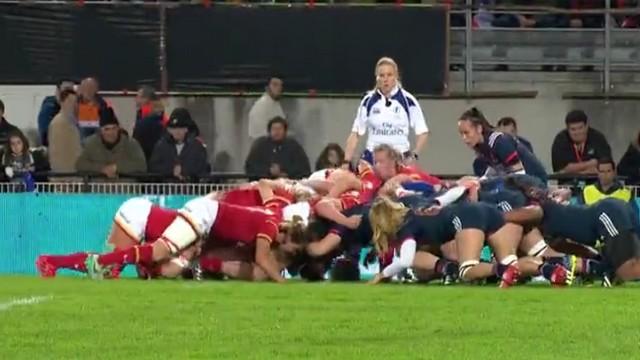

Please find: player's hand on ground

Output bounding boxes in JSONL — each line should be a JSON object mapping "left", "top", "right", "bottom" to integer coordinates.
{"left": 367, "top": 273, "right": 384, "bottom": 285}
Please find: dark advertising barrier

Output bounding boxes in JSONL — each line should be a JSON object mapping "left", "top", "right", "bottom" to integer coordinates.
{"left": 0, "top": 4, "right": 448, "bottom": 94}
{"left": 0, "top": 4, "right": 160, "bottom": 90}
{"left": 167, "top": 5, "right": 448, "bottom": 94}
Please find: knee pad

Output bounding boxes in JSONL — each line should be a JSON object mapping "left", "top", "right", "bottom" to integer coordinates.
{"left": 527, "top": 240, "right": 548, "bottom": 257}
{"left": 160, "top": 216, "right": 199, "bottom": 254}
{"left": 499, "top": 255, "right": 518, "bottom": 266}
{"left": 459, "top": 260, "right": 480, "bottom": 281}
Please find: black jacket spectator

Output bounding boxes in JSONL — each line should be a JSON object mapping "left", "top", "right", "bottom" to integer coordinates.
{"left": 133, "top": 111, "right": 166, "bottom": 163}
{"left": 245, "top": 117, "right": 310, "bottom": 180}
{"left": 0, "top": 117, "right": 20, "bottom": 151}
{"left": 170, "top": 107, "right": 200, "bottom": 137}
{"left": 618, "top": 132, "right": 640, "bottom": 185}
{"left": 149, "top": 112, "right": 209, "bottom": 181}
{"left": 552, "top": 128, "right": 611, "bottom": 172}
{"left": 0, "top": 99, "right": 21, "bottom": 150}
{"left": 551, "top": 110, "right": 611, "bottom": 174}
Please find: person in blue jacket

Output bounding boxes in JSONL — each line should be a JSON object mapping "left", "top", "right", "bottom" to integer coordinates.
{"left": 37, "top": 79, "right": 75, "bottom": 146}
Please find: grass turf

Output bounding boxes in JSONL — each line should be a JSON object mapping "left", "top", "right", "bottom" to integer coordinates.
{"left": 0, "top": 276, "right": 638, "bottom": 359}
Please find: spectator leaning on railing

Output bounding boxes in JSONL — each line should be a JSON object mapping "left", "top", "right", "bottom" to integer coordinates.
{"left": 37, "top": 79, "right": 75, "bottom": 146}
{"left": 76, "top": 108, "right": 146, "bottom": 179}
{"left": 245, "top": 116, "right": 310, "bottom": 180}
{"left": 48, "top": 89, "right": 82, "bottom": 175}
{"left": 149, "top": 110, "right": 209, "bottom": 181}
{"left": 551, "top": 109, "right": 611, "bottom": 175}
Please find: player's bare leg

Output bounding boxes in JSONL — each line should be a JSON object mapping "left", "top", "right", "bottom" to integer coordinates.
{"left": 456, "top": 229, "right": 495, "bottom": 283}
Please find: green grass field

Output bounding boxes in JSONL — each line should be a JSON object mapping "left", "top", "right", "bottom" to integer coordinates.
{"left": 1, "top": 277, "right": 639, "bottom": 359}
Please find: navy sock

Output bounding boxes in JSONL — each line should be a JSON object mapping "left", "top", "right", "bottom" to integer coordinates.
{"left": 585, "top": 259, "right": 607, "bottom": 277}
{"left": 435, "top": 259, "right": 458, "bottom": 276}
{"left": 543, "top": 256, "right": 568, "bottom": 267}
{"left": 538, "top": 263, "right": 556, "bottom": 281}
{"left": 496, "top": 263, "right": 508, "bottom": 277}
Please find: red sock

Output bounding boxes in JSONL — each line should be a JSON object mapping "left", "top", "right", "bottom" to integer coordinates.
{"left": 199, "top": 256, "right": 222, "bottom": 273}
{"left": 47, "top": 252, "right": 89, "bottom": 272}
{"left": 97, "top": 244, "right": 154, "bottom": 268}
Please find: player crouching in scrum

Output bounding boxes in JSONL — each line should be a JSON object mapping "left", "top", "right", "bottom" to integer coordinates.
{"left": 74, "top": 195, "right": 309, "bottom": 283}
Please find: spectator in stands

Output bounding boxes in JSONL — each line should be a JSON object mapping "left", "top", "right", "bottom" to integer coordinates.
{"left": 565, "top": 0, "right": 608, "bottom": 29}
{"left": 37, "top": 79, "right": 75, "bottom": 146}
{"left": 76, "top": 108, "right": 146, "bottom": 179}
{"left": 487, "top": 0, "right": 538, "bottom": 28}
{"left": 48, "top": 89, "right": 82, "bottom": 174}
{"left": 619, "top": 1, "right": 640, "bottom": 28}
{"left": 248, "top": 76, "right": 285, "bottom": 141}
{"left": 496, "top": 116, "right": 534, "bottom": 153}
{"left": 169, "top": 107, "right": 200, "bottom": 138}
{"left": 135, "top": 85, "right": 157, "bottom": 124}
{"left": 2, "top": 131, "right": 34, "bottom": 182}
{"left": 551, "top": 109, "right": 611, "bottom": 175}
{"left": 77, "top": 77, "right": 109, "bottom": 140}
{"left": 315, "top": 143, "right": 345, "bottom": 171}
{"left": 580, "top": 158, "right": 637, "bottom": 212}
{"left": 245, "top": 116, "right": 310, "bottom": 180}
{"left": 618, "top": 129, "right": 640, "bottom": 184}
{"left": 149, "top": 110, "right": 209, "bottom": 181}
{"left": 0, "top": 99, "right": 21, "bottom": 150}
{"left": 133, "top": 95, "right": 166, "bottom": 163}
{"left": 526, "top": 1, "right": 606, "bottom": 29}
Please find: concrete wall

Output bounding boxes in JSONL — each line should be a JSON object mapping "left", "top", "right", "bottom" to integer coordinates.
{"left": 1, "top": 78, "right": 639, "bottom": 175}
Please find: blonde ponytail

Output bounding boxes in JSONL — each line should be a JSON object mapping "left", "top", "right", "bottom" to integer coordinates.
{"left": 368, "top": 197, "right": 409, "bottom": 255}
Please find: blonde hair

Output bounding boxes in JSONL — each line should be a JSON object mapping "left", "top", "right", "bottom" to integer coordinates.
{"left": 374, "top": 56, "right": 401, "bottom": 90}
{"left": 280, "top": 215, "right": 307, "bottom": 245}
{"left": 373, "top": 144, "right": 403, "bottom": 164}
{"left": 369, "top": 197, "right": 409, "bottom": 255}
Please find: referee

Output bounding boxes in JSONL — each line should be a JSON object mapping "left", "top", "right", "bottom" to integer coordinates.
{"left": 343, "top": 57, "right": 429, "bottom": 166}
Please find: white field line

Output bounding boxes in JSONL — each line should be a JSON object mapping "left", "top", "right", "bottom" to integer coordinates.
{"left": 0, "top": 295, "right": 52, "bottom": 312}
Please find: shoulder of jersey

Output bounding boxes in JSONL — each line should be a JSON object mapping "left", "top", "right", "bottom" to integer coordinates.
{"left": 400, "top": 89, "right": 419, "bottom": 106}
{"left": 488, "top": 131, "right": 505, "bottom": 147}
{"left": 360, "top": 90, "right": 376, "bottom": 105}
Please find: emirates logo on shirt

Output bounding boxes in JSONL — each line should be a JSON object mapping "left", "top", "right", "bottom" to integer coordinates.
{"left": 371, "top": 122, "right": 405, "bottom": 136}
